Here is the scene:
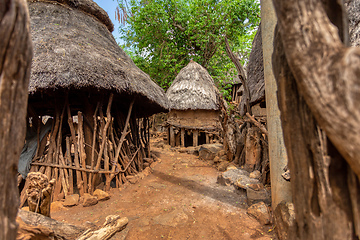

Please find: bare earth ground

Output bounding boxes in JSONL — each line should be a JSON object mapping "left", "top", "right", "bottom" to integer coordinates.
{"left": 51, "top": 137, "right": 277, "bottom": 240}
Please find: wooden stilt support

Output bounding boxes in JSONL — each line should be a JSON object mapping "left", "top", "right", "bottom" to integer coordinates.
{"left": 193, "top": 130, "right": 199, "bottom": 147}
{"left": 67, "top": 104, "right": 84, "bottom": 196}
{"left": 78, "top": 111, "right": 88, "bottom": 193}
{"left": 181, "top": 128, "right": 185, "bottom": 147}
{"left": 206, "top": 132, "right": 210, "bottom": 144}
{"left": 170, "top": 126, "right": 175, "bottom": 147}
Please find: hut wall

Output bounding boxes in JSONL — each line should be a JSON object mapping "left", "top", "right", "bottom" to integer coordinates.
{"left": 167, "top": 110, "right": 221, "bottom": 147}
{"left": 167, "top": 110, "right": 220, "bottom": 130}
{"left": 20, "top": 93, "right": 152, "bottom": 206}
{"left": 251, "top": 102, "right": 267, "bottom": 117}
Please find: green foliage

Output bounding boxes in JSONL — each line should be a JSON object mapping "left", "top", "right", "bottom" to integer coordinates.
{"left": 117, "top": 0, "right": 260, "bottom": 92}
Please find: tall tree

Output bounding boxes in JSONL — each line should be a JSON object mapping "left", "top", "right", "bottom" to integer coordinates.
{"left": 272, "top": 0, "right": 360, "bottom": 239}
{"left": 117, "top": 0, "right": 260, "bottom": 90}
{"left": 0, "top": 0, "right": 32, "bottom": 239}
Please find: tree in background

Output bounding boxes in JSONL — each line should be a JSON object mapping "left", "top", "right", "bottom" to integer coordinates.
{"left": 116, "top": 0, "right": 260, "bottom": 93}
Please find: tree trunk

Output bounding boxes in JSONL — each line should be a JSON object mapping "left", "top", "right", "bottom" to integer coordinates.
{"left": 272, "top": 0, "right": 360, "bottom": 179}
{"left": 272, "top": 0, "right": 360, "bottom": 236}
{"left": 0, "top": 0, "right": 32, "bottom": 239}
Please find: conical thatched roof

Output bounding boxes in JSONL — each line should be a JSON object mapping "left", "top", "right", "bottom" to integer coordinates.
{"left": 239, "top": 24, "right": 264, "bottom": 115}
{"left": 166, "top": 61, "right": 220, "bottom": 111}
{"left": 28, "top": 0, "right": 168, "bottom": 116}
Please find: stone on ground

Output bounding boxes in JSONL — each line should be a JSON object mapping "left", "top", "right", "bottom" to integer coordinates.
{"left": 234, "top": 175, "right": 261, "bottom": 189}
{"left": 247, "top": 202, "right": 271, "bottom": 225}
{"left": 63, "top": 194, "right": 80, "bottom": 207}
{"left": 81, "top": 193, "right": 98, "bottom": 207}
{"left": 249, "top": 170, "right": 261, "bottom": 179}
{"left": 93, "top": 189, "right": 110, "bottom": 201}
{"left": 246, "top": 188, "right": 271, "bottom": 205}
{"left": 198, "top": 144, "right": 223, "bottom": 161}
{"left": 217, "top": 168, "right": 250, "bottom": 186}
{"left": 217, "top": 161, "right": 229, "bottom": 172}
{"left": 273, "top": 201, "right": 295, "bottom": 240}
{"left": 51, "top": 201, "right": 67, "bottom": 212}
{"left": 126, "top": 175, "right": 139, "bottom": 184}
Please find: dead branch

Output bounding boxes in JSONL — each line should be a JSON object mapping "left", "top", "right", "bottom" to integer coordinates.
{"left": 245, "top": 112, "right": 268, "bottom": 136}
{"left": 224, "top": 36, "right": 251, "bottom": 115}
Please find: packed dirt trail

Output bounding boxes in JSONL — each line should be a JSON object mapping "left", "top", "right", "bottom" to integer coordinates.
{"left": 51, "top": 137, "right": 277, "bottom": 240}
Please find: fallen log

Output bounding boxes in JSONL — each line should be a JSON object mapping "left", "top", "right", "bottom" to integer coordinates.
{"left": 18, "top": 210, "right": 86, "bottom": 239}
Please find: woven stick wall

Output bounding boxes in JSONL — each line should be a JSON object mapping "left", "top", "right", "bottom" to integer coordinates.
{"left": 20, "top": 93, "right": 150, "bottom": 204}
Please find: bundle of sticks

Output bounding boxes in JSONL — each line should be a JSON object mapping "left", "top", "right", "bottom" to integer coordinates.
{"left": 20, "top": 94, "right": 150, "bottom": 205}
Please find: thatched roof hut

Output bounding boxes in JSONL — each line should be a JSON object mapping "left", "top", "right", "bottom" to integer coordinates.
{"left": 165, "top": 61, "right": 221, "bottom": 147}
{"left": 28, "top": 0, "right": 168, "bottom": 117}
{"left": 20, "top": 0, "right": 169, "bottom": 204}
{"left": 239, "top": 24, "right": 265, "bottom": 116}
{"left": 166, "top": 60, "right": 220, "bottom": 111}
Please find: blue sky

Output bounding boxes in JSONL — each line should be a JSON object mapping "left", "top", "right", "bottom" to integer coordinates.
{"left": 93, "top": 0, "right": 123, "bottom": 44}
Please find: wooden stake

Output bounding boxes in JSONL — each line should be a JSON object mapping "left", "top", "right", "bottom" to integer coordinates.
{"left": 78, "top": 111, "right": 88, "bottom": 193}
{"left": 181, "top": 128, "right": 185, "bottom": 147}
{"left": 88, "top": 102, "right": 99, "bottom": 194}
{"left": 113, "top": 99, "right": 134, "bottom": 168}
{"left": 193, "top": 130, "right": 199, "bottom": 147}
{"left": 92, "top": 94, "right": 113, "bottom": 192}
{"left": 170, "top": 126, "right": 175, "bottom": 147}
{"left": 65, "top": 136, "right": 74, "bottom": 195}
{"left": 67, "top": 104, "right": 84, "bottom": 196}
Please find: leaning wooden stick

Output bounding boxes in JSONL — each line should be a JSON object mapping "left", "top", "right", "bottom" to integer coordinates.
{"left": 92, "top": 94, "right": 113, "bottom": 192}
{"left": 113, "top": 99, "right": 135, "bottom": 165}
{"left": 78, "top": 111, "right": 88, "bottom": 193}
{"left": 245, "top": 112, "right": 268, "bottom": 136}
{"left": 67, "top": 104, "right": 84, "bottom": 196}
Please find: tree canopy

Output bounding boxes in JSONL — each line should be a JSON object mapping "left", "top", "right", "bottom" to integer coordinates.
{"left": 117, "top": 0, "right": 260, "bottom": 93}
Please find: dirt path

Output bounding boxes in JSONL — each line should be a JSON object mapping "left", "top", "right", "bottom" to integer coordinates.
{"left": 52, "top": 141, "right": 277, "bottom": 240}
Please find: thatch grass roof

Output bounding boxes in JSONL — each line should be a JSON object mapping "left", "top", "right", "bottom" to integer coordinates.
{"left": 239, "top": 24, "right": 264, "bottom": 115}
{"left": 166, "top": 61, "right": 221, "bottom": 111}
{"left": 28, "top": 0, "right": 168, "bottom": 116}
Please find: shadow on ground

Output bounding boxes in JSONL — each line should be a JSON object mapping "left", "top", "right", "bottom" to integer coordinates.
{"left": 152, "top": 170, "right": 247, "bottom": 209}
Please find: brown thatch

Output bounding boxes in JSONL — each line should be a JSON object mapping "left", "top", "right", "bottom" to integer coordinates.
{"left": 239, "top": 24, "right": 265, "bottom": 115}
{"left": 166, "top": 60, "right": 220, "bottom": 111}
{"left": 28, "top": 0, "right": 168, "bottom": 117}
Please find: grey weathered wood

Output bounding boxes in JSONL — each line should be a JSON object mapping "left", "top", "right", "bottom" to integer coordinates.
{"left": 272, "top": 0, "right": 360, "bottom": 179}
{"left": 169, "top": 126, "right": 175, "bottom": 147}
{"left": 193, "top": 130, "right": 199, "bottom": 147}
{"left": 76, "top": 216, "right": 128, "bottom": 240}
{"left": 273, "top": 5, "right": 360, "bottom": 237}
{"left": 0, "top": 0, "right": 32, "bottom": 239}
{"left": 18, "top": 209, "right": 86, "bottom": 239}
{"left": 181, "top": 128, "right": 185, "bottom": 147}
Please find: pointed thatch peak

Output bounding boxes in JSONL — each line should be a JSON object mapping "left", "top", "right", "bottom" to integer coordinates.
{"left": 28, "top": 0, "right": 114, "bottom": 32}
{"left": 28, "top": 0, "right": 169, "bottom": 116}
{"left": 166, "top": 61, "right": 220, "bottom": 111}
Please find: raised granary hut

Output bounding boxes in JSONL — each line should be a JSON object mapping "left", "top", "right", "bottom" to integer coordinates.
{"left": 165, "top": 61, "right": 221, "bottom": 147}
{"left": 20, "top": 0, "right": 168, "bottom": 204}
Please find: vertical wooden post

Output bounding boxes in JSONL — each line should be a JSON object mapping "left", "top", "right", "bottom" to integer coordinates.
{"left": 193, "top": 130, "right": 199, "bottom": 147}
{"left": 261, "top": 0, "right": 292, "bottom": 207}
{"left": 0, "top": 0, "right": 32, "bottom": 238}
{"left": 167, "top": 127, "right": 170, "bottom": 145}
{"left": 170, "top": 126, "right": 175, "bottom": 147}
{"left": 181, "top": 128, "right": 185, "bottom": 147}
{"left": 206, "top": 133, "right": 210, "bottom": 144}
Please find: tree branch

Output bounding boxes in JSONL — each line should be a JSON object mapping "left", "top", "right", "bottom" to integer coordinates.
{"left": 224, "top": 36, "right": 251, "bottom": 115}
